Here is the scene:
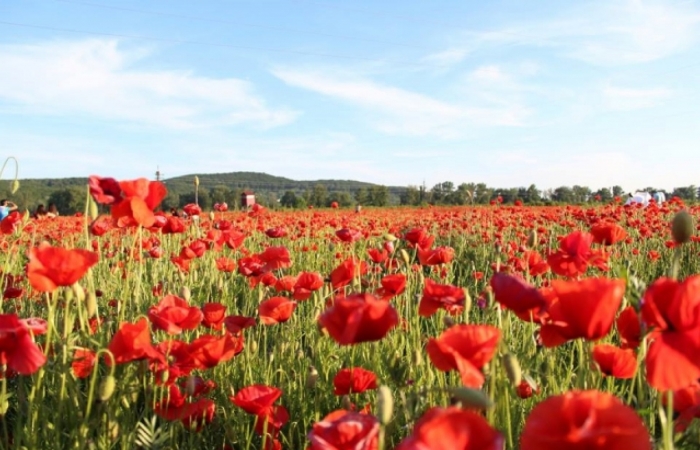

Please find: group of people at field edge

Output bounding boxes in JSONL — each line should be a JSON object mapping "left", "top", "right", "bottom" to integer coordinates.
{"left": 31, "top": 203, "right": 59, "bottom": 220}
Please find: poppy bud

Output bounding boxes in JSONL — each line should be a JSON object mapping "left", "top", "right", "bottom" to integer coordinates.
{"left": 672, "top": 210, "right": 694, "bottom": 244}
{"left": 376, "top": 386, "right": 393, "bottom": 425}
{"left": 185, "top": 376, "right": 196, "bottom": 396}
{"left": 10, "top": 179, "right": 19, "bottom": 194}
{"left": 447, "top": 387, "right": 493, "bottom": 410}
{"left": 411, "top": 348, "right": 423, "bottom": 367}
{"left": 341, "top": 395, "right": 352, "bottom": 410}
{"left": 72, "top": 283, "right": 86, "bottom": 303}
{"left": 86, "top": 292, "right": 98, "bottom": 318}
{"left": 443, "top": 316, "right": 455, "bottom": 328}
{"left": 463, "top": 289, "right": 472, "bottom": 317}
{"left": 180, "top": 286, "right": 191, "bottom": 302}
{"left": 383, "top": 233, "right": 398, "bottom": 242}
{"left": 305, "top": 366, "right": 319, "bottom": 389}
{"left": 98, "top": 375, "right": 116, "bottom": 402}
{"left": 209, "top": 211, "right": 215, "bottom": 221}
{"left": 89, "top": 198, "right": 99, "bottom": 221}
{"left": 249, "top": 341, "right": 258, "bottom": 353}
{"left": 501, "top": 353, "right": 522, "bottom": 386}
{"left": 527, "top": 230, "right": 537, "bottom": 248}
{"left": 400, "top": 249, "right": 410, "bottom": 265}
{"left": 194, "top": 176, "right": 200, "bottom": 188}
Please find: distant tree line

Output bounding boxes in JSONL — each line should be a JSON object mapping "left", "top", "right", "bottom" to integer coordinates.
{"left": 4, "top": 176, "right": 699, "bottom": 215}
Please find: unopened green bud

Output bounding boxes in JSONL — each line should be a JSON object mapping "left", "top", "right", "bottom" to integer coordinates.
{"left": 376, "top": 386, "right": 393, "bottom": 425}
{"left": 501, "top": 353, "right": 522, "bottom": 386}
{"left": 180, "top": 286, "right": 191, "bottom": 302}
{"left": 448, "top": 387, "right": 493, "bottom": 410}
{"left": 10, "top": 179, "right": 19, "bottom": 195}
{"left": 98, "top": 375, "right": 116, "bottom": 402}
{"left": 341, "top": 395, "right": 352, "bottom": 411}
{"left": 672, "top": 210, "right": 694, "bottom": 244}
{"left": 305, "top": 366, "right": 319, "bottom": 389}
{"left": 72, "top": 283, "right": 86, "bottom": 303}
{"left": 527, "top": 229, "right": 537, "bottom": 248}
{"left": 86, "top": 292, "right": 98, "bottom": 318}
{"left": 383, "top": 233, "right": 398, "bottom": 242}
{"left": 193, "top": 176, "right": 200, "bottom": 187}
{"left": 400, "top": 249, "right": 410, "bottom": 265}
{"left": 89, "top": 198, "right": 99, "bottom": 221}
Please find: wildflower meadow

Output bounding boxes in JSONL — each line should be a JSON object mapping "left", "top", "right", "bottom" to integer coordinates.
{"left": 1, "top": 174, "right": 700, "bottom": 449}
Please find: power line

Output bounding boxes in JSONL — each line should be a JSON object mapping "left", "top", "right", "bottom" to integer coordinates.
{"left": 0, "top": 20, "right": 440, "bottom": 67}
{"left": 49, "top": 0, "right": 432, "bottom": 51}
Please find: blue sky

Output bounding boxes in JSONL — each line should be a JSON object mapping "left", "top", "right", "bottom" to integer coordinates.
{"left": 1, "top": 0, "right": 700, "bottom": 191}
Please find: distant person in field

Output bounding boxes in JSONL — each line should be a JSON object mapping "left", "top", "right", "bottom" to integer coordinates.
{"left": 46, "top": 203, "right": 59, "bottom": 218}
{"left": 0, "top": 199, "right": 18, "bottom": 221}
{"left": 33, "top": 204, "right": 47, "bottom": 220}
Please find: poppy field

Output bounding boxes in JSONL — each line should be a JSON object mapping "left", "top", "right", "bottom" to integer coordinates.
{"left": 2, "top": 176, "right": 700, "bottom": 449}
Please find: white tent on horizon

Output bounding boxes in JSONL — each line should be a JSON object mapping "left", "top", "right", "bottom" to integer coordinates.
{"left": 624, "top": 191, "right": 665, "bottom": 207}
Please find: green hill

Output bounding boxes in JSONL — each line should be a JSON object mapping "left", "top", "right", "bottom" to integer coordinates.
{"left": 4, "top": 172, "right": 405, "bottom": 213}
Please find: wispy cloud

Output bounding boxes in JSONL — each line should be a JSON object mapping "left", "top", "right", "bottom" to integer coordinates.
{"left": 0, "top": 39, "right": 299, "bottom": 129}
{"left": 429, "top": 0, "right": 700, "bottom": 67}
{"left": 272, "top": 68, "right": 530, "bottom": 138}
{"left": 603, "top": 84, "right": 672, "bottom": 110}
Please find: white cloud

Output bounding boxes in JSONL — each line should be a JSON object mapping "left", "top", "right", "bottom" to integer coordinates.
{"left": 429, "top": 0, "right": 700, "bottom": 67}
{"left": 272, "top": 68, "right": 530, "bottom": 138}
{"left": 603, "top": 85, "right": 672, "bottom": 110}
{"left": 0, "top": 39, "right": 299, "bottom": 129}
{"left": 421, "top": 48, "right": 470, "bottom": 66}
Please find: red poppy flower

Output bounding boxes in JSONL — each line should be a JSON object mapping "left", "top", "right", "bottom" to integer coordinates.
{"left": 490, "top": 273, "right": 548, "bottom": 316}
{"left": 318, "top": 292, "right": 399, "bottom": 345}
{"left": 0, "top": 314, "right": 47, "bottom": 375}
{"left": 215, "top": 257, "right": 236, "bottom": 273}
{"left": 520, "top": 390, "right": 651, "bottom": 450}
{"left": 258, "top": 246, "right": 292, "bottom": 272}
{"left": 230, "top": 385, "right": 282, "bottom": 416}
{"left": 336, "top": 228, "right": 363, "bottom": 243}
{"left": 368, "top": 248, "right": 389, "bottom": 264}
{"left": 591, "top": 221, "right": 628, "bottom": 246}
{"left": 148, "top": 295, "right": 203, "bottom": 335}
{"left": 259, "top": 297, "right": 297, "bottom": 325}
{"left": 274, "top": 275, "right": 297, "bottom": 293}
{"left": 110, "top": 178, "right": 167, "bottom": 227}
{"left": 376, "top": 274, "right": 406, "bottom": 300}
{"left": 88, "top": 176, "right": 122, "bottom": 205}
{"left": 333, "top": 367, "right": 378, "bottom": 395}
{"left": 396, "top": 406, "right": 503, "bottom": 450}
{"left": 201, "top": 303, "right": 226, "bottom": 330}
{"left": 308, "top": 410, "right": 379, "bottom": 450}
{"left": 592, "top": 344, "right": 636, "bottom": 379}
{"left": 617, "top": 306, "right": 641, "bottom": 350}
{"left": 642, "top": 275, "right": 700, "bottom": 391}
{"left": 72, "top": 348, "right": 96, "bottom": 378}
{"left": 27, "top": 242, "right": 99, "bottom": 292}
{"left": 404, "top": 228, "right": 434, "bottom": 250}
{"left": 183, "top": 203, "right": 201, "bottom": 217}
{"left": 107, "top": 318, "right": 163, "bottom": 365}
{"left": 0, "top": 211, "right": 22, "bottom": 235}
{"left": 224, "top": 315, "right": 257, "bottom": 335}
{"left": 539, "top": 278, "right": 625, "bottom": 347}
{"left": 417, "top": 246, "right": 455, "bottom": 266}
{"left": 669, "top": 383, "right": 700, "bottom": 432}
{"left": 419, "top": 278, "right": 465, "bottom": 317}
{"left": 330, "top": 258, "right": 368, "bottom": 290}
{"left": 265, "top": 227, "right": 288, "bottom": 238}
{"left": 154, "top": 385, "right": 215, "bottom": 432}
{"left": 426, "top": 324, "right": 500, "bottom": 388}
{"left": 522, "top": 250, "right": 549, "bottom": 277}
{"left": 187, "top": 333, "right": 244, "bottom": 369}
{"left": 292, "top": 272, "right": 324, "bottom": 301}
{"left": 255, "top": 404, "right": 289, "bottom": 437}
{"left": 547, "top": 231, "right": 608, "bottom": 278}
